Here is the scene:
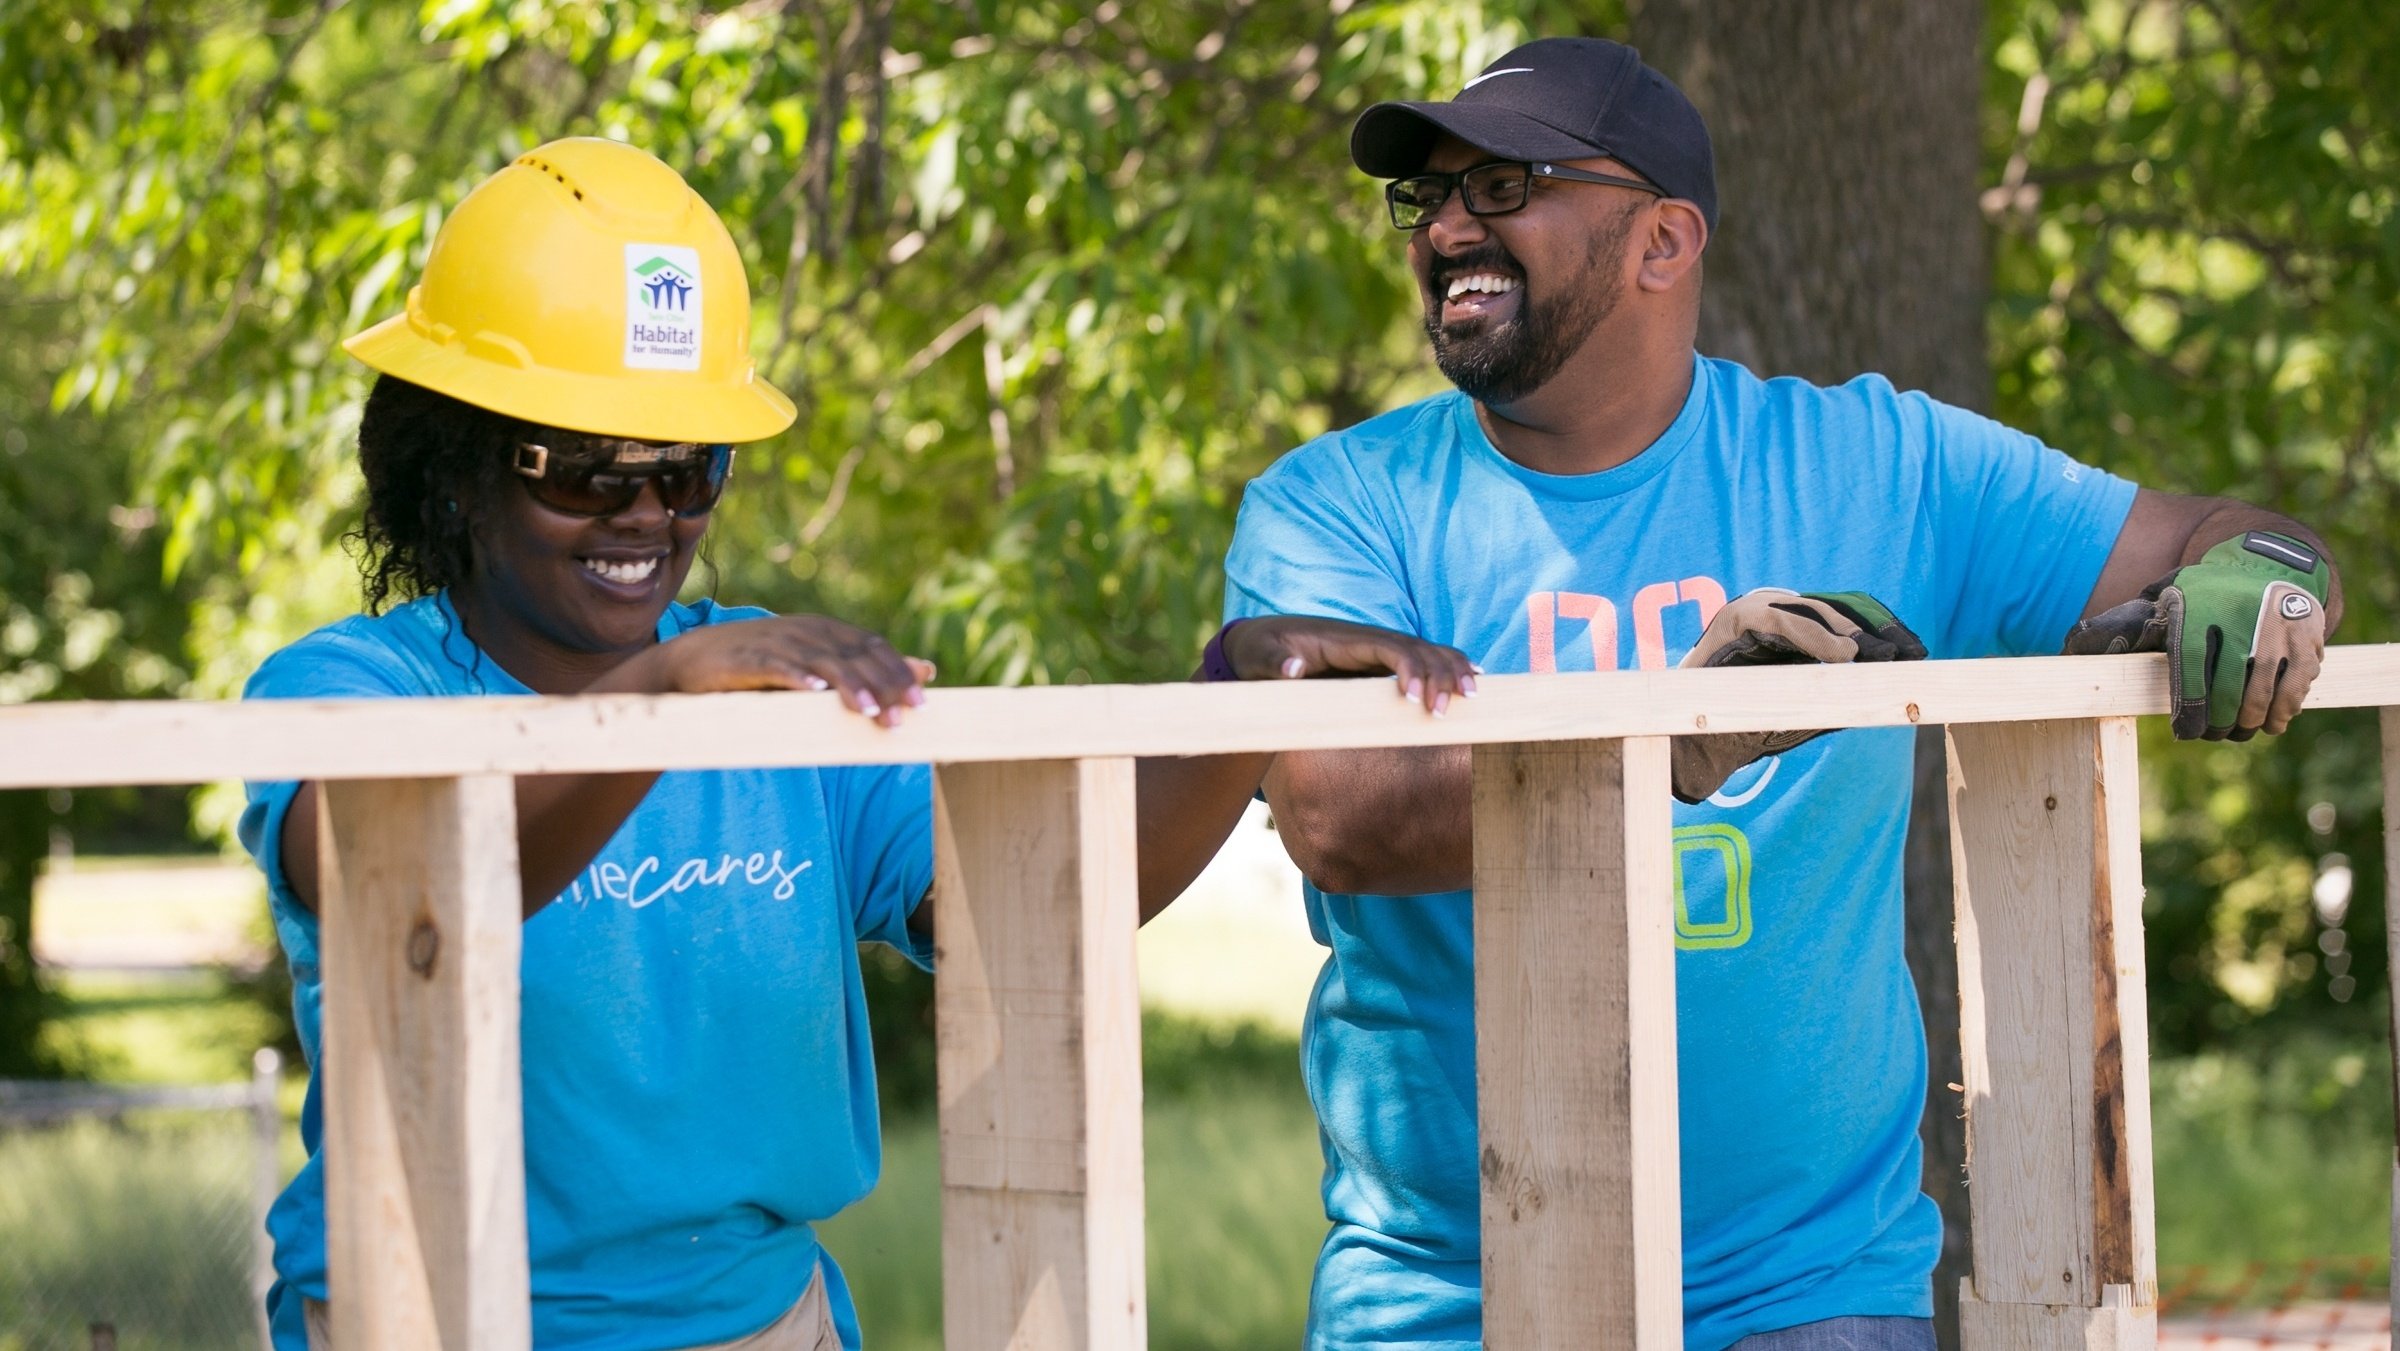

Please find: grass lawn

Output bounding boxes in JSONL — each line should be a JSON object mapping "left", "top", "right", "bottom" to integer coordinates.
{"left": 826, "top": 1083, "right": 1325, "bottom": 1351}
{"left": 40, "top": 969, "right": 285, "bottom": 1087}
{"left": 9, "top": 850, "right": 2394, "bottom": 1341}
{"left": 2151, "top": 1039, "right": 2394, "bottom": 1271}
{"left": 0, "top": 1113, "right": 266, "bottom": 1351}
{"left": 31, "top": 855, "right": 269, "bottom": 972}
{"left": 13, "top": 1013, "right": 2385, "bottom": 1349}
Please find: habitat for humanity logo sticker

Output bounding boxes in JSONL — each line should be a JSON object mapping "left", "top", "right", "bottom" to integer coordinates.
{"left": 624, "top": 243, "right": 702, "bottom": 371}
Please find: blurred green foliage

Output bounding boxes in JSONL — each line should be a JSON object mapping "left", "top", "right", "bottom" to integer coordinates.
{"left": 1, "top": 0, "right": 2396, "bottom": 1068}
{"left": 1, "top": 0, "right": 1539, "bottom": 698}
{"left": 0, "top": 259, "right": 195, "bottom": 1073}
{"left": 2151, "top": 1034, "right": 2394, "bottom": 1261}
{"left": 1985, "top": 0, "right": 2400, "bottom": 1049}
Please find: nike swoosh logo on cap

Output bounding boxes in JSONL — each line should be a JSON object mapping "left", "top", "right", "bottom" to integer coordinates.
{"left": 1462, "top": 67, "right": 1534, "bottom": 91}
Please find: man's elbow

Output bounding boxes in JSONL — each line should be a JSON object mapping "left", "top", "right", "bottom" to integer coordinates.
{"left": 1271, "top": 803, "right": 1381, "bottom": 896}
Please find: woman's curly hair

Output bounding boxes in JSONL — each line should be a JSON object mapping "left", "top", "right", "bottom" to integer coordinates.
{"left": 352, "top": 375, "right": 526, "bottom": 613}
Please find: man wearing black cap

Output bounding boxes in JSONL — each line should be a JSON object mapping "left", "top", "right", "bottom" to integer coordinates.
{"left": 1218, "top": 35, "right": 2340, "bottom": 1351}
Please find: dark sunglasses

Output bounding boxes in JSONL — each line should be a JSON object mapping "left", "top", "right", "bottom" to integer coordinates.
{"left": 512, "top": 435, "right": 733, "bottom": 519}
{"left": 1386, "top": 159, "right": 1664, "bottom": 230}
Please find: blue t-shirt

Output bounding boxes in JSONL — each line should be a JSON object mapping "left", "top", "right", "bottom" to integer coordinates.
{"left": 1223, "top": 355, "right": 2136, "bottom": 1351}
{"left": 238, "top": 595, "right": 934, "bottom": 1351}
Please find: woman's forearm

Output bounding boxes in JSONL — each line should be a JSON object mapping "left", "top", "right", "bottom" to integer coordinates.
{"left": 276, "top": 768, "right": 667, "bottom": 920}
{"left": 1134, "top": 753, "right": 1276, "bottom": 922}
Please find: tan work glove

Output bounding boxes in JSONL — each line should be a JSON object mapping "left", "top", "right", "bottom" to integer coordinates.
{"left": 1671, "top": 589, "right": 1928, "bottom": 804}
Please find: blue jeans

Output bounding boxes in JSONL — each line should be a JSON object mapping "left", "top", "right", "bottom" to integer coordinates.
{"left": 1728, "top": 1316, "right": 1937, "bottom": 1351}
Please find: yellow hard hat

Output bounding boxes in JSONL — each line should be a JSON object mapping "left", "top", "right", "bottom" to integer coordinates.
{"left": 344, "top": 138, "right": 796, "bottom": 443}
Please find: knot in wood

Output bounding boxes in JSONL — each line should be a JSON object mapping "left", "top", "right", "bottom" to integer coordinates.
{"left": 1479, "top": 1144, "right": 1545, "bottom": 1219}
{"left": 2044, "top": 795, "right": 2058, "bottom": 811}
{"left": 407, "top": 919, "right": 441, "bottom": 978}
{"left": 1905, "top": 703, "right": 1921, "bottom": 723}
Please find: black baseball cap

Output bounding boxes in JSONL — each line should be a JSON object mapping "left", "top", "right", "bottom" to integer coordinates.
{"left": 1351, "top": 37, "right": 1718, "bottom": 231}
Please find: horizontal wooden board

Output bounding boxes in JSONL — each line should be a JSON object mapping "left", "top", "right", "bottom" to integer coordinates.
{"left": 4, "top": 646, "right": 2399, "bottom": 788}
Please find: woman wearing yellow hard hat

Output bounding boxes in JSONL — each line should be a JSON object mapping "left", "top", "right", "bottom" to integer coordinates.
{"left": 236, "top": 137, "right": 1471, "bottom": 1349}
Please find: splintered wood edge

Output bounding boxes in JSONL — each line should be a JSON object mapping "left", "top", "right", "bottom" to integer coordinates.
{"left": 6, "top": 646, "right": 2400, "bottom": 788}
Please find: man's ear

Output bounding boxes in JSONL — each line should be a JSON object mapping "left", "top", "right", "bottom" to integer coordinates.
{"left": 1636, "top": 199, "right": 1708, "bottom": 293}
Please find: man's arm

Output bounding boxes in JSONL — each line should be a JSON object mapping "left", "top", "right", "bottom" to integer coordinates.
{"left": 2068, "top": 487, "right": 2340, "bottom": 741}
{"left": 1261, "top": 746, "right": 1472, "bottom": 897}
{"left": 2083, "top": 488, "right": 2344, "bottom": 631}
{"left": 1130, "top": 616, "right": 1476, "bottom": 920}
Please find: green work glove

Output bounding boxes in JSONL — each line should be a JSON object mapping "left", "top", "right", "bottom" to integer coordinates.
{"left": 2061, "top": 531, "right": 2330, "bottom": 741}
{"left": 1671, "top": 589, "right": 1928, "bottom": 804}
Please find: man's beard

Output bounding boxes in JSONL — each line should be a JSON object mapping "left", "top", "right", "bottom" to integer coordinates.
{"left": 1422, "top": 208, "right": 1635, "bottom": 405}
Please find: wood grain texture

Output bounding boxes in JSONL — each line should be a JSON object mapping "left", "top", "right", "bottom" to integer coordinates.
{"left": 318, "top": 776, "right": 529, "bottom": 1350}
{"left": 11, "top": 647, "right": 2400, "bottom": 789}
{"left": 1949, "top": 720, "right": 2156, "bottom": 1331}
{"left": 1472, "top": 737, "right": 1680, "bottom": 1350}
{"left": 1631, "top": 0, "right": 1995, "bottom": 1329}
{"left": 1959, "top": 1284, "right": 2157, "bottom": 1350}
{"left": 935, "top": 759, "right": 1145, "bottom": 1351}
{"left": 2091, "top": 719, "right": 2158, "bottom": 1293}
{"left": 2381, "top": 707, "right": 2400, "bottom": 1341}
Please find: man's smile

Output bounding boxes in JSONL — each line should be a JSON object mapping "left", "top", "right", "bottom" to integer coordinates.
{"left": 1440, "top": 270, "right": 1523, "bottom": 326}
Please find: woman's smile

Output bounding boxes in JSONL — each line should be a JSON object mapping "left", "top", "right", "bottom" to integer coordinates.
{"left": 578, "top": 551, "right": 668, "bottom": 594}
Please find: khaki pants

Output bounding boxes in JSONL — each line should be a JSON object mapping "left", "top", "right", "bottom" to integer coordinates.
{"left": 304, "top": 1267, "right": 838, "bottom": 1351}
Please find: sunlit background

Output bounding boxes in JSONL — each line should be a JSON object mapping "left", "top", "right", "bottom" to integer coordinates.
{"left": 4, "top": 0, "right": 2399, "bottom": 1346}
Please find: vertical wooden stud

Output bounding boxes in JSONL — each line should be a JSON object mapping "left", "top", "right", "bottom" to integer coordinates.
{"left": 935, "top": 758, "right": 1146, "bottom": 1351}
{"left": 318, "top": 775, "right": 529, "bottom": 1350}
{"left": 1949, "top": 718, "right": 2156, "bottom": 1350}
{"left": 1473, "top": 736, "right": 1681, "bottom": 1350}
{"left": 2380, "top": 706, "right": 2400, "bottom": 1337}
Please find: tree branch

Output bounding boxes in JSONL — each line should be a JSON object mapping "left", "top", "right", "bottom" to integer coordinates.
{"left": 797, "top": 305, "right": 991, "bottom": 546}
{"left": 155, "top": 0, "right": 343, "bottom": 280}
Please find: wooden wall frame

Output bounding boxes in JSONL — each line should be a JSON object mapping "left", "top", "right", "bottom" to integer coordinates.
{"left": 1949, "top": 719, "right": 2155, "bottom": 1349}
{"left": 1473, "top": 738, "right": 1681, "bottom": 1347}
{"left": 934, "top": 759, "right": 1146, "bottom": 1351}
{"left": 7, "top": 647, "right": 2400, "bottom": 1349}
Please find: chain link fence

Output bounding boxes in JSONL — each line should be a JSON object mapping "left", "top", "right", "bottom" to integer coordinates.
{"left": 0, "top": 1051, "right": 280, "bottom": 1351}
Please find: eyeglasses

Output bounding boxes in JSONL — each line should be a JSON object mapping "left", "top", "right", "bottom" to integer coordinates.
{"left": 1385, "top": 160, "right": 1664, "bottom": 230}
{"left": 512, "top": 435, "right": 733, "bottom": 519}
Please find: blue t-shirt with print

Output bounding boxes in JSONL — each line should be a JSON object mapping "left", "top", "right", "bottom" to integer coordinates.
{"left": 1222, "top": 355, "right": 2137, "bottom": 1351}
{"left": 238, "top": 595, "right": 933, "bottom": 1351}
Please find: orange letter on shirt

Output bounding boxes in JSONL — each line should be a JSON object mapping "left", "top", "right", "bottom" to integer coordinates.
{"left": 1633, "top": 577, "right": 1728, "bottom": 670}
{"left": 1526, "top": 591, "right": 1619, "bottom": 673}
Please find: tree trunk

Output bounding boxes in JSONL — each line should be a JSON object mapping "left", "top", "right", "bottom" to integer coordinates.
{"left": 0, "top": 789, "right": 59, "bottom": 1078}
{"left": 1626, "top": 3, "right": 1989, "bottom": 1345}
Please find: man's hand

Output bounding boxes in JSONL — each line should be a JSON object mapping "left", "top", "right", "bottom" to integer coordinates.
{"left": 1137, "top": 617, "right": 1475, "bottom": 919}
{"left": 2063, "top": 530, "right": 2329, "bottom": 740}
{"left": 1221, "top": 615, "right": 1479, "bottom": 714}
{"left": 1671, "top": 590, "right": 1928, "bottom": 804}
